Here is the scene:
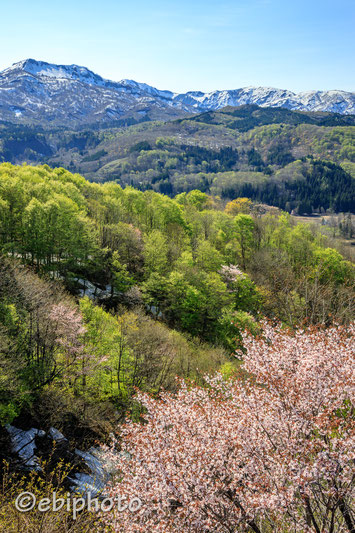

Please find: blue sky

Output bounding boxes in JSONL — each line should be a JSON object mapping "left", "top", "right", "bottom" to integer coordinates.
{"left": 1, "top": 0, "right": 354, "bottom": 93}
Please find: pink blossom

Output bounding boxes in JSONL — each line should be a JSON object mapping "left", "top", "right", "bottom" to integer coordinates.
{"left": 101, "top": 323, "right": 355, "bottom": 532}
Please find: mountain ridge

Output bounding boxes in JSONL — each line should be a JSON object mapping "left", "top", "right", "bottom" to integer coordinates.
{"left": 0, "top": 59, "right": 354, "bottom": 127}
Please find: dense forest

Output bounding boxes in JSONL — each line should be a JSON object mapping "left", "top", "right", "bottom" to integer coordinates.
{"left": 1, "top": 105, "right": 354, "bottom": 214}
{"left": 0, "top": 162, "right": 353, "bottom": 421}
{"left": 0, "top": 161, "right": 354, "bottom": 529}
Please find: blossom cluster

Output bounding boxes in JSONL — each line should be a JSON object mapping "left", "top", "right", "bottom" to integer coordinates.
{"left": 102, "top": 323, "right": 355, "bottom": 532}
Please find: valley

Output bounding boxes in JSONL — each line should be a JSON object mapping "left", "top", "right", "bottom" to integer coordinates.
{"left": 0, "top": 57, "right": 354, "bottom": 533}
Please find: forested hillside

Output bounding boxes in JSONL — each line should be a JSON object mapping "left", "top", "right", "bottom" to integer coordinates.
{"left": 0, "top": 158, "right": 354, "bottom": 531}
{"left": 1, "top": 105, "right": 354, "bottom": 214}
{"left": 0, "top": 162, "right": 353, "bottom": 422}
{"left": 1, "top": 0, "right": 355, "bottom": 525}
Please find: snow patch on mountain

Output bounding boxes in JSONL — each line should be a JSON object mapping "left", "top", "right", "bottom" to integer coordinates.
{"left": 0, "top": 59, "right": 354, "bottom": 127}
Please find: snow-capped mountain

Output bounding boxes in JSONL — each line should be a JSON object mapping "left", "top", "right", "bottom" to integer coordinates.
{"left": 0, "top": 59, "right": 354, "bottom": 127}
{"left": 176, "top": 87, "right": 355, "bottom": 115}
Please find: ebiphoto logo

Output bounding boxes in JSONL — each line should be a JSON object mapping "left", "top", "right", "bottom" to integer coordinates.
{"left": 15, "top": 491, "right": 142, "bottom": 520}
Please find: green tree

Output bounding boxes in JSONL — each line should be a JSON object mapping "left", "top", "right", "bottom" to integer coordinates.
{"left": 111, "top": 251, "right": 135, "bottom": 293}
{"left": 143, "top": 230, "right": 169, "bottom": 275}
{"left": 234, "top": 214, "right": 256, "bottom": 269}
{"left": 195, "top": 241, "right": 224, "bottom": 272}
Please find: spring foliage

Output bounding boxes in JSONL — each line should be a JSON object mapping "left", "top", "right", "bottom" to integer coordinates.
{"left": 102, "top": 323, "right": 355, "bottom": 533}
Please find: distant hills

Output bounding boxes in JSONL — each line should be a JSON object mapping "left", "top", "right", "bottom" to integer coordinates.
{"left": 0, "top": 59, "right": 354, "bottom": 127}
{"left": 0, "top": 60, "right": 354, "bottom": 213}
{"left": 1, "top": 104, "right": 354, "bottom": 213}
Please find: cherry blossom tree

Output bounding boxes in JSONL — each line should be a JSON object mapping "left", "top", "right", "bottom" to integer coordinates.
{"left": 219, "top": 264, "right": 246, "bottom": 283}
{"left": 102, "top": 322, "right": 354, "bottom": 533}
{"left": 46, "top": 303, "right": 87, "bottom": 388}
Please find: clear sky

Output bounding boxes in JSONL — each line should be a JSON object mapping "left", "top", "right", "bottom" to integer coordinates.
{"left": 1, "top": 0, "right": 354, "bottom": 93}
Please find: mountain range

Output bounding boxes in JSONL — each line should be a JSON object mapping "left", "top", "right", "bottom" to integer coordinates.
{"left": 0, "top": 59, "right": 354, "bottom": 127}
